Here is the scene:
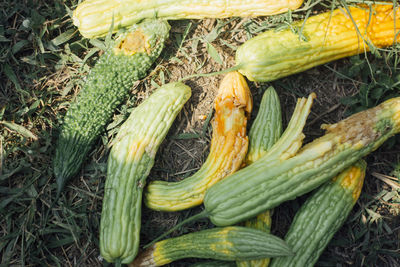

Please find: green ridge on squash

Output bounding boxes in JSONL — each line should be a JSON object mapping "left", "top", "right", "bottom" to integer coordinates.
{"left": 245, "top": 86, "right": 282, "bottom": 165}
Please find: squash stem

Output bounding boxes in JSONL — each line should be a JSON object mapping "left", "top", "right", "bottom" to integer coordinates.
{"left": 143, "top": 210, "right": 209, "bottom": 249}
{"left": 114, "top": 258, "right": 122, "bottom": 267}
{"left": 179, "top": 64, "right": 243, "bottom": 81}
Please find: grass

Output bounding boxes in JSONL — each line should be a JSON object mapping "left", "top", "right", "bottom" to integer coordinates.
{"left": 1, "top": 0, "right": 400, "bottom": 266}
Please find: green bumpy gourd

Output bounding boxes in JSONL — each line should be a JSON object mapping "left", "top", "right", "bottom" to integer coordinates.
{"left": 130, "top": 227, "right": 293, "bottom": 267}
{"left": 100, "top": 82, "right": 191, "bottom": 264}
{"left": 270, "top": 160, "right": 366, "bottom": 267}
{"left": 245, "top": 86, "right": 282, "bottom": 165}
{"left": 237, "top": 86, "right": 282, "bottom": 267}
{"left": 204, "top": 96, "right": 400, "bottom": 226}
{"left": 53, "top": 19, "right": 170, "bottom": 198}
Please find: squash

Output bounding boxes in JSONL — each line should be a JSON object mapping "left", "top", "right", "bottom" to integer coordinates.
{"left": 145, "top": 71, "right": 252, "bottom": 211}
{"left": 149, "top": 92, "right": 315, "bottom": 244}
{"left": 129, "top": 226, "right": 293, "bottom": 267}
{"left": 204, "top": 96, "right": 400, "bottom": 226}
{"left": 245, "top": 86, "right": 282, "bottom": 165}
{"left": 269, "top": 160, "right": 366, "bottom": 267}
{"left": 100, "top": 82, "right": 191, "bottom": 264}
{"left": 53, "top": 19, "right": 170, "bottom": 199}
{"left": 190, "top": 261, "right": 236, "bottom": 267}
{"left": 72, "top": 0, "right": 304, "bottom": 38}
{"left": 236, "top": 4, "right": 400, "bottom": 82}
{"left": 237, "top": 86, "right": 282, "bottom": 267}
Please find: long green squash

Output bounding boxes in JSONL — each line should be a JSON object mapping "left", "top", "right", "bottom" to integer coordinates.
{"left": 72, "top": 0, "right": 304, "bottom": 39}
{"left": 269, "top": 160, "right": 366, "bottom": 267}
{"left": 100, "top": 82, "right": 191, "bottom": 264}
{"left": 245, "top": 86, "right": 282, "bottom": 165}
{"left": 237, "top": 86, "right": 282, "bottom": 267}
{"left": 204, "top": 96, "right": 400, "bottom": 226}
{"left": 145, "top": 71, "right": 252, "bottom": 211}
{"left": 53, "top": 19, "right": 170, "bottom": 199}
{"left": 235, "top": 4, "right": 400, "bottom": 82}
{"left": 129, "top": 227, "right": 293, "bottom": 267}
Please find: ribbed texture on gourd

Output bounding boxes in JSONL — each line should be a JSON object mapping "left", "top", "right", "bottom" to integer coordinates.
{"left": 129, "top": 227, "right": 293, "bottom": 267}
{"left": 53, "top": 20, "right": 170, "bottom": 197}
{"left": 100, "top": 82, "right": 191, "bottom": 264}
{"left": 204, "top": 97, "right": 400, "bottom": 227}
{"left": 269, "top": 160, "right": 366, "bottom": 267}
{"left": 236, "top": 4, "right": 400, "bottom": 82}
{"left": 73, "top": 0, "right": 304, "bottom": 38}
{"left": 245, "top": 86, "right": 282, "bottom": 165}
{"left": 237, "top": 87, "right": 282, "bottom": 267}
{"left": 190, "top": 261, "right": 237, "bottom": 267}
{"left": 144, "top": 71, "right": 252, "bottom": 211}
{"left": 236, "top": 211, "right": 273, "bottom": 267}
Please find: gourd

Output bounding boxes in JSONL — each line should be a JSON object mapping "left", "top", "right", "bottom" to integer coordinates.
{"left": 235, "top": 4, "right": 400, "bottom": 82}
{"left": 204, "top": 96, "right": 400, "bottom": 226}
{"left": 128, "top": 226, "right": 293, "bottom": 267}
{"left": 150, "top": 92, "right": 315, "bottom": 244}
{"left": 72, "top": 0, "right": 304, "bottom": 39}
{"left": 269, "top": 160, "right": 366, "bottom": 267}
{"left": 245, "top": 86, "right": 282, "bottom": 165}
{"left": 237, "top": 86, "right": 282, "bottom": 267}
{"left": 100, "top": 82, "right": 191, "bottom": 264}
{"left": 145, "top": 71, "right": 252, "bottom": 211}
{"left": 53, "top": 19, "right": 170, "bottom": 199}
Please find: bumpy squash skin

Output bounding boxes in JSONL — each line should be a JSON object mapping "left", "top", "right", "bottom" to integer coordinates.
{"left": 53, "top": 20, "right": 170, "bottom": 198}
{"left": 73, "top": 0, "right": 304, "bottom": 38}
{"left": 245, "top": 87, "right": 282, "bottom": 165}
{"left": 270, "top": 160, "right": 366, "bottom": 267}
{"left": 237, "top": 87, "right": 282, "bottom": 267}
{"left": 129, "top": 227, "right": 293, "bottom": 267}
{"left": 204, "top": 97, "right": 400, "bottom": 226}
{"left": 191, "top": 261, "right": 236, "bottom": 267}
{"left": 100, "top": 82, "right": 191, "bottom": 264}
{"left": 145, "top": 71, "right": 252, "bottom": 211}
{"left": 236, "top": 4, "right": 400, "bottom": 82}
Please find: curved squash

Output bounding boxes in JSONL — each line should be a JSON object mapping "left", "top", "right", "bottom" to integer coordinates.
{"left": 145, "top": 71, "right": 252, "bottom": 211}
{"left": 129, "top": 226, "right": 293, "bottom": 267}
{"left": 100, "top": 82, "right": 191, "bottom": 264}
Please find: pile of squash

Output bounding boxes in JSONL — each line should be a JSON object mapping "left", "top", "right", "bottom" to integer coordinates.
{"left": 53, "top": 0, "right": 400, "bottom": 266}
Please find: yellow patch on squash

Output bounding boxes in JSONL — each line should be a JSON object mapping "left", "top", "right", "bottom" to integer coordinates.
{"left": 152, "top": 241, "right": 172, "bottom": 266}
{"left": 332, "top": 163, "right": 366, "bottom": 203}
{"left": 114, "top": 29, "right": 150, "bottom": 56}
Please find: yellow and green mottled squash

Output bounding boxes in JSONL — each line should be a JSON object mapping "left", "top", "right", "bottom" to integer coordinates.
{"left": 100, "top": 82, "right": 191, "bottom": 264}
